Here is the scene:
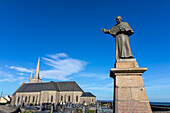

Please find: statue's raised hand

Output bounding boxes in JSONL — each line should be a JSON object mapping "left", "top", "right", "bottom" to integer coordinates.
{"left": 101, "top": 28, "right": 105, "bottom": 32}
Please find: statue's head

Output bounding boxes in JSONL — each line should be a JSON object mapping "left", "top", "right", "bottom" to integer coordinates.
{"left": 116, "top": 16, "right": 122, "bottom": 24}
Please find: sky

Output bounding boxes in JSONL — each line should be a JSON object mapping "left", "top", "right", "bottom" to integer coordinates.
{"left": 0, "top": 0, "right": 170, "bottom": 102}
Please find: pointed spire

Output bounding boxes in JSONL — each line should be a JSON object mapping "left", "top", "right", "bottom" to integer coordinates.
{"left": 30, "top": 72, "right": 32, "bottom": 79}
{"left": 29, "top": 72, "right": 32, "bottom": 83}
{"left": 40, "top": 74, "right": 43, "bottom": 80}
{"left": 34, "top": 57, "right": 40, "bottom": 79}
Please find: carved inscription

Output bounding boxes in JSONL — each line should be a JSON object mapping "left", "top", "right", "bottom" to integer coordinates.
{"left": 118, "top": 101, "right": 151, "bottom": 113}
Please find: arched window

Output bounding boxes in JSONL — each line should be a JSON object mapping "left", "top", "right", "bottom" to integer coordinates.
{"left": 92, "top": 99, "right": 93, "bottom": 102}
{"left": 51, "top": 95, "right": 53, "bottom": 102}
{"left": 21, "top": 96, "right": 23, "bottom": 102}
{"left": 76, "top": 96, "right": 78, "bottom": 102}
{"left": 33, "top": 96, "right": 35, "bottom": 103}
{"left": 28, "top": 96, "right": 31, "bottom": 104}
{"left": 68, "top": 96, "right": 70, "bottom": 102}
{"left": 25, "top": 96, "right": 27, "bottom": 102}
{"left": 61, "top": 96, "right": 63, "bottom": 101}
{"left": 35, "top": 95, "right": 38, "bottom": 104}
{"left": 17, "top": 97, "right": 20, "bottom": 103}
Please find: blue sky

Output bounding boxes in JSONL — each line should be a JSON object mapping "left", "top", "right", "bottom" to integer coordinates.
{"left": 0, "top": 0, "right": 170, "bottom": 102}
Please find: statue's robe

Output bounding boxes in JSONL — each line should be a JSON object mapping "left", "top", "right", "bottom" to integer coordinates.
{"left": 109, "top": 22, "right": 134, "bottom": 59}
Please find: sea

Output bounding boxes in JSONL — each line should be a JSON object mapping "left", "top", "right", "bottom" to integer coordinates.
{"left": 150, "top": 102, "right": 170, "bottom": 106}
{"left": 97, "top": 100, "right": 170, "bottom": 106}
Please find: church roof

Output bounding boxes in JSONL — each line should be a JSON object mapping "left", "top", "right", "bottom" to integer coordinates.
{"left": 81, "top": 92, "right": 96, "bottom": 97}
{"left": 16, "top": 81, "right": 83, "bottom": 92}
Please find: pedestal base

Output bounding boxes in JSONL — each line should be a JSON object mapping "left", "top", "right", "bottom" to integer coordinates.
{"left": 110, "top": 60, "right": 152, "bottom": 113}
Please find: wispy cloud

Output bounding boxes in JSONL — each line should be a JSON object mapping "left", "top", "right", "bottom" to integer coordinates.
{"left": 145, "top": 77, "right": 170, "bottom": 92}
{"left": 41, "top": 53, "right": 87, "bottom": 80}
{"left": 9, "top": 66, "right": 34, "bottom": 73}
{"left": 18, "top": 73, "right": 27, "bottom": 75}
{"left": 76, "top": 73, "right": 109, "bottom": 79}
{"left": 80, "top": 82, "right": 113, "bottom": 92}
{"left": 47, "top": 53, "right": 68, "bottom": 59}
{"left": 6, "top": 53, "right": 87, "bottom": 81}
{"left": 0, "top": 71, "right": 28, "bottom": 84}
{"left": 0, "top": 71, "right": 14, "bottom": 78}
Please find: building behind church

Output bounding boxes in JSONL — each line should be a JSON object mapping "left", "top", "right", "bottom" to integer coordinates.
{"left": 11, "top": 58, "right": 96, "bottom": 106}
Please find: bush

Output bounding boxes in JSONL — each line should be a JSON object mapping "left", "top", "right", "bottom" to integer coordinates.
{"left": 76, "top": 108, "right": 82, "bottom": 113}
{"left": 86, "top": 110, "right": 96, "bottom": 113}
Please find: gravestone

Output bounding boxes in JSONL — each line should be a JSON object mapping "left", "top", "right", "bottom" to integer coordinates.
{"left": 83, "top": 106, "right": 86, "bottom": 113}
{"left": 102, "top": 16, "right": 152, "bottom": 113}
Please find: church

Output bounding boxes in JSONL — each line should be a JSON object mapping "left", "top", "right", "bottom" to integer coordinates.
{"left": 11, "top": 58, "right": 96, "bottom": 106}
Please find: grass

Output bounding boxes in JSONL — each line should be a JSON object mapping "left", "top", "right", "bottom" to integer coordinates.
{"left": 76, "top": 109, "right": 96, "bottom": 113}
{"left": 86, "top": 110, "right": 96, "bottom": 113}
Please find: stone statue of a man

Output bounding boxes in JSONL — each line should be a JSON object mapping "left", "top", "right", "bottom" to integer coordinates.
{"left": 102, "top": 16, "right": 134, "bottom": 59}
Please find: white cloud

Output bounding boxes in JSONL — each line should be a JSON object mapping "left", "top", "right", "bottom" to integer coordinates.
{"left": 6, "top": 53, "right": 87, "bottom": 81}
{"left": 9, "top": 66, "right": 34, "bottom": 73}
{"left": 0, "top": 71, "right": 28, "bottom": 84}
{"left": 18, "top": 73, "right": 26, "bottom": 75}
{"left": 80, "top": 82, "right": 113, "bottom": 92}
{"left": 47, "top": 53, "right": 68, "bottom": 59}
{"left": 41, "top": 53, "right": 87, "bottom": 80}
{"left": 0, "top": 78, "right": 14, "bottom": 82}
{"left": 145, "top": 77, "right": 170, "bottom": 93}
{"left": 0, "top": 71, "right": 14, "bottom": 78}
{"left": 77, "top": 73, "right": 109, "bottom": 79}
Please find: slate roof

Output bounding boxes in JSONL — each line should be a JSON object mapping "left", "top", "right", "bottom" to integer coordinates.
{"left": 81, "top": 92, "right": 96, "bottom": 97}
{"left": 17, "top": 81, "right": 83, "bottom": 92}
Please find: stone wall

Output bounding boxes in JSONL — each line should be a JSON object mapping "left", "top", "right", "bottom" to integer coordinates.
{"left": 15, "top": 92, "right": 40, "bottom": 106}
{"left": 40, "top": 91, "right": 57, "bottom": 104}
{"left": 58, "top": 91, "right": 83, "bottom": 104}
{"left": 13, "top": 91, "right": 84, "bottom": 106}
{"left": 80, "top": 97, "right": 96, "bottom": 105}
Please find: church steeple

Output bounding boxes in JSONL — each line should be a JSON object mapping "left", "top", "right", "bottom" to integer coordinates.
{"left": 29, "top": 72, "right": 32, "bottom": 82}
{"left": 30, "top": 72, "right": 32, "bottom": 79}
{"left": 40, "top": 74, "right": 43, "bottom": 80}
{"left": 29, "top": 57, "right": 42, "bottom": 83}
{"left": 34, "top": 57, "right": 40, "bottom": 79}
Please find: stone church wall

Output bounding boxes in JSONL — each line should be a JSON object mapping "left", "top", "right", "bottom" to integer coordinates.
{"left": 80, "top": 97, "right": 96, "bottom": 105}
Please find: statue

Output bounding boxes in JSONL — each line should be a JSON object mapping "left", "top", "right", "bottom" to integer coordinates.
{"left": 101, "top": 16, "right": 134, "bottom": 59}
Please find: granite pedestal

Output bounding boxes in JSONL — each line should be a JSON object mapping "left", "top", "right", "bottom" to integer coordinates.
{"left": 110, "top": 59, "right": 152, "bottom": 113}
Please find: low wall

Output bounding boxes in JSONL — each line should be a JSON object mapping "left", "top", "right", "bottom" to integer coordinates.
{"left": 0, "top": 105, "right": 20, "bottom": 113}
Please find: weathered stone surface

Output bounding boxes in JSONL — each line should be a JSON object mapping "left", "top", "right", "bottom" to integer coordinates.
{"left": 116, "top": 58, "right": 137, "bottom": 62}
{"left": 0, "top": 105, "right": 21, "bottom": 113}
{"left": 116, "top": 76, "right": 144, "bottom": 87}
{"left": 131, "top": 88, "right": 149, "bottom": 101}
{"left": 117, "top": 101, "right": 151, "bottom": 113}
{"left": 80, "top": 97, "right": 96, "bottom": 105}
{"left": 111, "top": 67, "right": 152, "bottom": 113}
{"left": 116, "top": 88, "right": 132, "bottom": 100}
{"left": 110, "top": 68, "right": 147, "bottom": 78}
{"left": 115, "top": 61, "right": 139, "bottom": 68}
{"left": 115, "top": 58, "right": 139, "bottom": 68}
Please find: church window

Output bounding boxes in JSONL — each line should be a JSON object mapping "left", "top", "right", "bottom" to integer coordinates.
{"left": 68, "top": 96, "right": 70, "bottom": 102}
{"left": 18, "top": 97, "right": 20, "bottom": 103}
{"left": 92, "top": 99, "right": 93, "bottom": 102}
{"left": 28, "top": 96, "right": 30, "bottom": 103}
{"left": 76, "top": 96, "right": 78, "bottom": 102}
{"left": 25, "top": 96, "right": 27, "bottom": 102}
{"left": 21, "top": 96, "right": 23, "bottom": 102}
{"left": 33, "top": 96, "right": 35, "bottom": 103}
{"left": 36, "top": 95, "right": 38, "bottom": 104}
{"left": 51, "top": 95, "right": 53, "bottom": 102}
{"left": 61, "top": 96, "right": 63, "bottom": 101}
{"left": 39, "top": 95, "right": 40, "bottom": 104}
